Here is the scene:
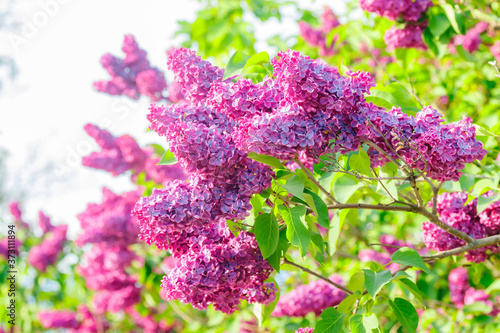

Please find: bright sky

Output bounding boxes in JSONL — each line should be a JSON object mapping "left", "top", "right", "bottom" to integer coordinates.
{"left": 0, "top": 0, "right": 347, "bottom": 237}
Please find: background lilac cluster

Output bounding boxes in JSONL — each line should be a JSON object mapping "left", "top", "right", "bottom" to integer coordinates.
{"left": 422, "top": 192, "right": 500, "bottom": 262}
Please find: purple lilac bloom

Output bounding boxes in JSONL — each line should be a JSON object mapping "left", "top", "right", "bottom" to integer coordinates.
{"left": 28, "top": 224, "right": 67, "bottom": 272}
{"left": 448, "top": 267, "right": 469, "bottom": 308}
{"left": 272, "top": 275, "right": 345, "bottom": 317}
{"left": 8, "top": 201, "right": 29, "bottom": 228}
{"left": 492, "top": 41, "right": 500, "bottom": 63}
{"left": 94, "top": 35, "right": 166, "bottom": 101}
{"left": 296, "top": 329, "right": 314, "bottom": 333}
{"left": 367, "top": 107, "right": 487, "bottom": 182}
{"left": 359, "top": 0, "right": 432, "bottom": 22}
{"left": 38, "top": 211, "right": 54, "bottom": 234}
{"left": 422, "top": 192, "right": 500, "bottom": 262}
{"left": 452, "top": 22, "right": 489, "bottom": 53}
{"left": 76, "top": 187, "right": 141, "bottom": 246}
{"left": 384, "top": 24, "right": 427, "bottom": 50}
{"left": 38, "top": 311, "right": 79, "bottom": 329}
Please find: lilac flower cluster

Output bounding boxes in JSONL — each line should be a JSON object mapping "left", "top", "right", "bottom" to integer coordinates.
{"left": 38, "top": 306, "right": 105, "bottom": 332}
{"left": 233, "top": 51, "right": 376, "bottom": 160}
{"left": 451, "top": 22, "right": 489, "bottom": 54}
{"left": 272, "top": 275, "right": 345, "bottom": 317}
{"left": 161, "top": 226, "right": 275, "bottom": 313}
{"left": 448, "top": 267, "right": 499, "bottom": 315}
{"left": 296, "top": 328, "right": 314, "bottom": 333}
{"left": 76, "top": 188, "right": 141, "bottom": 314}
{"left": 28, "top": 224, "right": 67, "bottom": 272}
{"left": 298, "top": 7, "right": 340, "bottom": 56}
{"left": 367, "top": 106, "right": 487, "bottom": 181}
{"left": 76, "top": 187, "right": 141, "bottom": 246}
{"left": 94, "top": 35, "right": 166, "bottom": 102}
{"left": 38, "top": 311, "right": 79, "bottom": 329}
{"left": 359, "top": 0, "right": 432, "bottom": 22}
{"left": 134, "top": 48, "right": 278, "bottom": 313}
{"left": 82, "top": 123, "right": 187, "bottom": 182}
{"left": 38, "top": 211, "right": 54, "bottom": 234}
{"left": 422, "top": 192, "right": 500, "bottom": 262}
{"left": 384, "top": 24, "right": 427, "bottom": 50}
{"left": 8, "top": 201, "right": 29, "bottom": 229}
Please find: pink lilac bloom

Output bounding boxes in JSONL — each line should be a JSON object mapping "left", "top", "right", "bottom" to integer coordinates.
{"left": 367, "top": 107, "right": 487, "bottom": 182}
{"left": 422, "top": 192, "right": 499, "bottom": 262}
{"left": 492, "top": 41, "right": 500, "bottom": 63}
{"left": 384, "top": 24, "right": 427, "bottom": 50}
{"left": 160, "top": 224, "right": 276, "bottom": 314}
{"left": 448, "top": 267, "right": 469, "bottom": 308}
{"left": 321, "top": 7, "right": 340, "bottom": 33}
{"left": 28, "top": 224, "right": 67, "bottom": 272}
{"left": 296, "top": 329, "right": 314, "bottom": 333}
{"left": 71, "top": 305, "right": 106, "bottom": 333}
{"left": 239, "top": 318, "right": 258, "bottom": 333}
{"left": 359, "top": 0, "right": 432, "bottom": 22}
{"left": 8, "top": 201, "right": 29, "bottom": 228}
{"left": 38, "top": 310, "right": 79, "bottom": 329}
{"left": 82, "top": 124, "right": 147, "bottom": 176}
{"left": 94, "top": 35, "right": 166, "bottom": 101}
{"left": 92, "top": 285, "right": 141, "bottom": 314}
{"left": 167, "top": 81, "right": 186, "bottom": 103}
{"left": 38, "top": 211, "right": 54, "bottom": 234}
{"left": 298, "top": 7, "right": 340, "bottom": 56}
{"left": 452, "top": 22, "right": 489, "bottom": 54}
{"left": 76, "top": 187, "right": 141, "bottom": 246}
{"left": 273, "top": 275, "right": 345, "bottom": 317}
{"left": 479, "top": 198, "right": 500, "bottom": 235}
{"left": 144, "top": 156, "right": 188, "bottom": 184}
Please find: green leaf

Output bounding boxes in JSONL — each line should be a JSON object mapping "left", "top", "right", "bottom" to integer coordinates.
{"left": 303, "top": 189, "right": 330, "bottom": 228}
{"left": 363, "top": 313, "right": 379, "bottom": 332}
{"left": 456, "top": 44, "right": 477, "bottom": 62}
{"left": 350, "top": 314, "right": 365, "bottom": 333}
{"left": 391, "top": 247, "right": 431, "bottom": 274}
{"left": 389, "top": 298, "right": 419, "bottom": 333}
{"left": 333, "top": 174, "right": 363, "bottom": 203}
{"left": 485, "top": 279, "right": 500, "bottom": 293}
{"left": 398, "top": 278, "right": 425, "bottom": 306}
{"left": 315, "top": 308, "right": 346, "bottom": 333}
{"left": 474, "top": 125, "right": 499, "bottom": 138}
{"left": 279, "top": 205, "right": 310, "bottom": 257}
{"left": 441, "top": 3, "right": 464, "bottom": 34}
{"left": 279, "top": 175, "right": 305, "bottom": 200}
{"left": 349, "top": 150, "right": 372, "bottom": 177}
{"left": 422, "top": 28, "right": 439, "bottom": 57}
{"left": 365, "top": 83, "right": 420, "bottom": 113}
{"left": 363, "top": 269, "right": 393, "bottom": 299}
{"left": 337, "top": 293, "right": 359, "bottom": 313}
{"left": 348, "top": 271, "right": 365, "bottom": 293}
{"left": 248, "top": 152, "right": 285, "bottom": 169}
{"left": 428, "top": 13, "right": 451, "bottom": 37}
{"left": 254, "top": 213, "right": 279, "bottom": 259}
{"left": 477, "top": 193, "right": 500, "bottom": 214}
{"left": 266, "top": 228, "right": 290, "bottom": 272}
{"left": 243, "top": 51, "right": 270, "bottom": 69}
{"left": 157, "top": 150, "right": 178, "bottom": 165}
{"left": 223, "top": 50, "right": 251, "bottom": 80}
{"left": 463, "top": 302, "right": 493, "bottom": 314}
{"left": 328, "top": 212, "right": 341, "bottom": 256}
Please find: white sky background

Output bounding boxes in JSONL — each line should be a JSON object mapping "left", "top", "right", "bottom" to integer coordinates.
{"left": 0, "top": 0, "right": 347, "bottom": 237}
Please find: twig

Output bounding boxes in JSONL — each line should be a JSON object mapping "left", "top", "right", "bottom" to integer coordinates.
{"left": 283, "top": 257, "right": 353, "bottom": 295}
{"left": 293, "top": 158, "right": 339, "bottom": 204}
{"left": 422, "top": 234, "right": 500, "bottom": 261}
